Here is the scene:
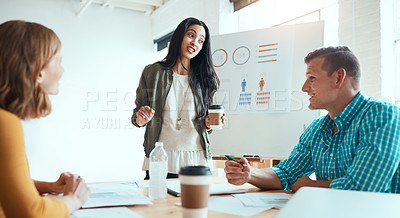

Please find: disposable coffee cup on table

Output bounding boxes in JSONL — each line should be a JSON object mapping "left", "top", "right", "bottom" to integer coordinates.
{"left": 208, "top": 105, "right": 224, "bottom": 130}
{"left": 179, "top": 166, "right": 211, "bottom": 218}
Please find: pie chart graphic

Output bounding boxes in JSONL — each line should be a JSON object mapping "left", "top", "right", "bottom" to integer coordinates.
{"left": 233, "top": 46, "right": 250, "bottom": 65}
{"left": 212, "top": 49, "right": 228, "bottom": 68}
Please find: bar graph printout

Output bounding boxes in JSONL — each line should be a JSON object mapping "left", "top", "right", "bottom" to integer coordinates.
{"left": 233, "top": 192, "right": 292, "bottom": 208}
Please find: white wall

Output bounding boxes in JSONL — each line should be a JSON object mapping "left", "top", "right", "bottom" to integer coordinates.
{"left": 339, "top": 0, "right": 396, "bottom": 100}
{"left": 0, "top": 0, "right": 155, "bottom": 182}
{"left": 150, "top": 0, "right": 227, "bottom": 39}
{"left": 151, "top": 0, "right": 205, "bottom": 39}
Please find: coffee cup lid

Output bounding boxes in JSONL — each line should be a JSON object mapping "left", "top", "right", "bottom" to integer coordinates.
{"left": 179, "top": 166, "right": 211, "bottom": 176}
{"left": 209, "top": 105, "right": 224, "bottom": 110}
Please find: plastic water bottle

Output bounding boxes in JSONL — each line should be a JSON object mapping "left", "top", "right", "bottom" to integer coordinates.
{"left": 149, "top": 142, "right": 168, "bottom": 199}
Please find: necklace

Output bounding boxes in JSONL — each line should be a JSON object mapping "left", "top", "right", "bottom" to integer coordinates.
{"left": 173, "top": 76, "right": 190, "bottom": 130}
{"left": 180, "top": 56, "right": 189, "bottom": 73}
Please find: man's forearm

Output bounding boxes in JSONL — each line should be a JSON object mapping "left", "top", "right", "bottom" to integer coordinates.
{"left": 312, "top": 180, "right": 332, "bottom": 188}
{"left": 292, "top": 176, "right": 333, "bottom": 192}
{"left": 248, "top": 168, "right": 282, "bottom": 190}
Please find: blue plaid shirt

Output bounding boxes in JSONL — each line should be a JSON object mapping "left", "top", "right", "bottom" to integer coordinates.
{"left": 271, "top": 92, "right": 400, "bottom": 193}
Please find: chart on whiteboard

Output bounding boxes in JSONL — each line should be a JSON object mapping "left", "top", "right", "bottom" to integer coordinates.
{"left": 211, "top": 25, "right": 295, "bottom": 114}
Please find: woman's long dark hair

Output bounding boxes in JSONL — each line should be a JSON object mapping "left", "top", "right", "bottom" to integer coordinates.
{"left": 160, "top": 17, "right": 220, "bottom": 117}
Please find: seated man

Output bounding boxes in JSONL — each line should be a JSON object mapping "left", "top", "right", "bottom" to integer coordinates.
{"left": 225, "top": 46, "right": 400, "bottom": 193}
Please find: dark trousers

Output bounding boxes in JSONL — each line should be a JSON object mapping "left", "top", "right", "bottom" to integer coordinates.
{"left": 144, "top": 170, "right": 179, "bottom": 180}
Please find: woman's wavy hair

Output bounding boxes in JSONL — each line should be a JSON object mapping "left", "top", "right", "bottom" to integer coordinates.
{"left": 160, "top": 17, "right": 220, "bottom": 117}
{"left": 0, "top": 20, "right": 61, "bottom": 120}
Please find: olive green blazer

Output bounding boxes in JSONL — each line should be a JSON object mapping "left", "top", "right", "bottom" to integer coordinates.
{"left": 131, "top": 62, "right": 211, "bottom": 159}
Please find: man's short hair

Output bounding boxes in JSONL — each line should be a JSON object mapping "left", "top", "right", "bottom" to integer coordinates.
{"left": 304, "top": 46, "right": 361, "bottom": 83}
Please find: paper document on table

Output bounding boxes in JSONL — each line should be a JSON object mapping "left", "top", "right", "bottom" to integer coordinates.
{"left": 83, "top": 189, "right": 152, "bottom": 208}
{"left": 208, "top": 196, "right": 272, "bottom": 217}
{"left": 233, "top": 193, "right": 292, "bottom": 208}
{"left": 89, "top": 181, "right": 138, "bottom": 190}
{"left": 83, "top": 183, "right": 152, "bottom": 208}
{"left": 135, "top": 180, "right": 149, "bottom": 188}
{"left": 166, "top": 180, "right": 247, "bottom": 195}
{"left": 71, "top": 207, "right": 142, "bottom": 218}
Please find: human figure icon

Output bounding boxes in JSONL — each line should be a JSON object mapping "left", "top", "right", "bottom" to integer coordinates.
{"left": 241, "top": 79, "right": 247, "bottom": 92}
{"left": 259, "top": 77, "right": 265, "bottom": 91}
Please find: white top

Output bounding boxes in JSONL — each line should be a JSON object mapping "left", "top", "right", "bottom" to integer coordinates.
{"left": 142, "top": 72, "right": 211, "bottom": 173}
{"left": 275, "top": 187, "right": 400, "bottom": 218}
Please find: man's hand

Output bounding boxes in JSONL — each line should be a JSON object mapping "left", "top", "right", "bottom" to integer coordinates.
{"left": 224, "top": 158, "right": 251, "bottom": 185}
{"left": 292, "top": 175, "right": 332, "bottom": 193}
{"left": 292, "top": 175, "right": 313, "bottom": 192}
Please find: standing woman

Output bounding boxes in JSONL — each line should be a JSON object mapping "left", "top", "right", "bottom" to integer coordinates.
{"left": 132, "top": 17, "right": 224, "bottom": 178}
{"left": 0, "top": 20, "right": 90, "bottom": 217}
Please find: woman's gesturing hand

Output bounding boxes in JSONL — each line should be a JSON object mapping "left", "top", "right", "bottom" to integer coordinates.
{"left": 136, "top": 106, "right": 155, "bottom": 127}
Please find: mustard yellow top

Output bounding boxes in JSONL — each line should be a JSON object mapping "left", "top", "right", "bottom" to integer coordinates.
{"left": 0, "top": 108, "right": 69, "bottom": 218}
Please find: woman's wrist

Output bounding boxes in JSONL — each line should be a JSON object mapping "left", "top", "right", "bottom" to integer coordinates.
{"left": 34, "top": 180, "right": 54, "bottom": 194}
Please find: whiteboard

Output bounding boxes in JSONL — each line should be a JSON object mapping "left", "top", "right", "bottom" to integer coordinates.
{"left": 210, "top": 21, "right": 324, "bottom": 159}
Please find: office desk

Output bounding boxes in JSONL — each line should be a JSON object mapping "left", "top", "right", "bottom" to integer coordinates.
{"left": 128, "top": 177, "right": 290, "bottom": 218}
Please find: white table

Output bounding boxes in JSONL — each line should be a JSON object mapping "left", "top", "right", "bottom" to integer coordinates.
{"left": 275, "top": 187, "right": 400, "bottom": 218}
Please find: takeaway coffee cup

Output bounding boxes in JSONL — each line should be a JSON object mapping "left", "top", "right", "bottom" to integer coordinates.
{"left": 179, "top": 166, "right": 211, "bottom": 218}
{"left": 208, "top": 105, "right": 224, "bottom": 130}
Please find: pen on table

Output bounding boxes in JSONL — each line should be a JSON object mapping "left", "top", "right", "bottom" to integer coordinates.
{"left": 225, "top": 155, "right": 247, "bottom": 167}
{"left": 167, "top": 188, "right": 180, "bottom": 197}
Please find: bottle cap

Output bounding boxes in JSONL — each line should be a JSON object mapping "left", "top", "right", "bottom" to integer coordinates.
{"left": 155, "top": 142, "right": 163, "bottom": 147}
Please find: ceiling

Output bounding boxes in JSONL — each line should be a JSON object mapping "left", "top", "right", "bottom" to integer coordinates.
{"left": 77, "top": 0, "right": 171, "bottom": 16}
